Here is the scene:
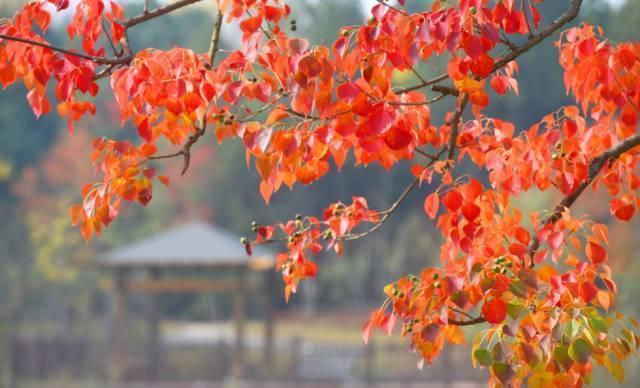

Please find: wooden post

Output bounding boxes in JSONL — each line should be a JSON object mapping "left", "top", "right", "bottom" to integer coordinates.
{"left": 145, "top": 268, "right": 161, "bottom": 381}
{"left": 110, "top": 268, "right": 128, "bottom": 383}
{"left": 364, "top": 340, "right": 376, "bottom": 384}
{"left": 263, "top": 270, "right": 275, "bottom": 368}
{"left": 232, "top": 267, "right": 246, "bottom": 378}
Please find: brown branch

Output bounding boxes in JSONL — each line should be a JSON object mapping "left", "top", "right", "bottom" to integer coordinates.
{"left": 431, "top": 85, "right": 458, "bottom": 97}
{"left": 395, "top": 73, "right": 449, "bottom": 95}
{"left": 0, "top": 34, "right": 131, "bottom": 65}
{"left": 206, "top": 10, "right": 224, "bottom": 69}
{"left": 123, "top": 0, "right": 204, "bottom": 29}
{"left": 527, "top": 130, "right": 640, "bottom": 266}
{"left": 492, "top": 0, "right": 583, "bottom": 73}
{"left": 446, "top": 94, "right": 470, "bottom": 161}
{"left": 147, "top": 121, "right": 208, "bottom": 175}
{"left": 448, "top": 316, "right": 486, "bottom": 326}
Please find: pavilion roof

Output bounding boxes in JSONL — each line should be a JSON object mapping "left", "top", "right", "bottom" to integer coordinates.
{"left": 98, "top": 221, "right": 274, "bottom": 269}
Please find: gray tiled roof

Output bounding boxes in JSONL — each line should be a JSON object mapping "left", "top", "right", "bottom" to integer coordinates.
{"left": 98, "top": 221, "right": 274, "bottom": 268}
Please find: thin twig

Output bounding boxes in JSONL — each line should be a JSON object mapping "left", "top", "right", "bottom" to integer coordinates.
{"left": 374, "top": 0, "right": 409, "bottom": 16}
{"left": 0, "top": 34, "right": 131, "bottom": 65}
{"left": 341, "top": 147, "right": 448, "bottom": 241}
{"left": 123, "top": 0, "right": 204, "bottom": 28}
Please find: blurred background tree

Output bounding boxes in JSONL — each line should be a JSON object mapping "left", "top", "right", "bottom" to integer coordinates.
{"left": 0, "top": 0, "right": 638, "bottom": 385}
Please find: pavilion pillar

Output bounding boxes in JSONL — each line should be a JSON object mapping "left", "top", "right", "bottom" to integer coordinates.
{"left": 232, "top": 267, "right": 246, "bottom": 378}
{"left": 263, "top": 269, "right": 275, "bottom": 368}
{"left": 145, "top": 268, "right": 161, "bottom": 381}
{"left": 110, "top": 268, "right": 128, "bottom": 383}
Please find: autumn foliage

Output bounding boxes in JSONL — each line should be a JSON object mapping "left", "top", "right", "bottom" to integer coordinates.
{"left": 1, "top": 0, "right": 640, "bottom": 385}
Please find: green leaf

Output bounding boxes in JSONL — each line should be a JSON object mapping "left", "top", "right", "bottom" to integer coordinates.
{"left": 491, "top": 362, "right": 515, "bottom": 384}
{"left": 480, "top": 277, "right": 495, "bottom": 292}
{"left": 564, "top": 319, "right": 580, "bottom": 339}
{"left": 509, "top": 279, "right": 529, "bottom": 298}
{"left": 568, "top": 338, "right": 592, "bottom": 364}
{"left": 553, "top": 345, "right": 573, "bottom": 371}
{"left": 506, "top": 302, "right": 524, "bottom": 319}
{"left": 528, "top": 371, "right": 553, "bottom": 388}
{"left": 588, "top": 315, "right": 608, "bottom": 333}
{"left": 474, "top": 348, "right": 494, "bottom": 367}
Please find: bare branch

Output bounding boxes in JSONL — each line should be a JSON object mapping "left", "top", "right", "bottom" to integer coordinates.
{"left": 341, "top": 147, "right": 448, "bottom": 241}
{"left": 123, "top": 0, "right": 204, "bottom": 29}
{"left": 374, "top": 0, "right": 409, "bottom": 16}
{"left": 206, "top": 10, "right": 224, "bottom": 69}
{"left": 448, "top": 316, "right": 486, "bottom": 326}
{"left": 0, "top": 34, "right": 131, "bottom": 65}
{"left": 446, "top": 94, "right": 470, "bottom": 161}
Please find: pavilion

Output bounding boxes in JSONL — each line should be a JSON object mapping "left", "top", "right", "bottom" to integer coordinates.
{"left": 97, "top": 221, "right": 276, "bottom": 382}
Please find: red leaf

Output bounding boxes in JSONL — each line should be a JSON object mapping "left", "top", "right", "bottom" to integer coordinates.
{"left": 461, "top": 202, "right": 481, "bottom": 221}
{"left": 482, "top": 298, "right": 506, "bottom": 324}
{"left": 383, "top": 123, "right": 413, "bottom": 150}
{"left": 239, "top": 15, "right": 263, "bottom": 35}
{"left": 491, "top": 75, "right": 508, "bottom": 95}
{"left": 442, "top": 190, "right": 463, "bottom": 212}
{"left": 138, "top": 117, "right": 152, "bottom": 142}
{"left": 337, "top": 82, "right": 361, "bottom": 100}
{"left": 586, "top": 240, "right": 607, "bottom": 265}
{"left": 611, "top": 198, "right": 635, "bottom": 221}
{"left": 579, "top": 282, "right": 598, "bottom": 303}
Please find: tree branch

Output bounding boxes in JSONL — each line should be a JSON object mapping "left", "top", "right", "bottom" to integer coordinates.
{"left": 448, "top": 316, "right": 486, "bottom": 326}
{"left": 527, "top": 130, "right": 640, "bottom": 265}
{"left": 396, "top": 0, "right": 584, "bottom": 94}
{"left": 123, "top": 0, "right": 204, "bottom": 29}
{"left": 341, "top": 147, "right": 448, "bottom": 241}
{"left": 206, "top": 10, "right": 224, "bottom": 69}
{"left": 446, "top": 94, "right": 470, "bottom": 161}
{"left": 374, "top": 0, "right": 408, "bottom": 16}
{"left": 0, "top": 34, "right": 131, "bottom": 65}
{"left": 492, "top": 0, "right": 583, "bottom": 73}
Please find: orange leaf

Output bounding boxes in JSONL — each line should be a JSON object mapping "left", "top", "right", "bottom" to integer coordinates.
{"left": 424, "top": 192, "right": 439, "bottom": 219}
{"left": 69, "top": 204, "right": 83, "bottom": 226}
{"left": 259, "top": 180, "right": 273, "bottom": 204}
